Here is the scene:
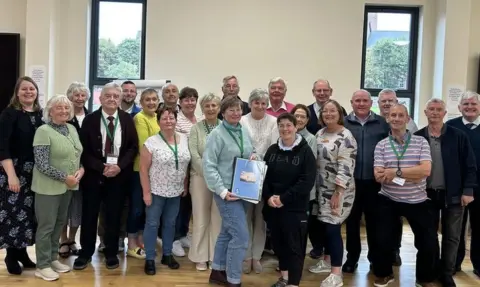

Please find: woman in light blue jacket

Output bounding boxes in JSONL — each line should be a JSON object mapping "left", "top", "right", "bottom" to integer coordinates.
{"left": 203, "top": 97, "right": 254, "bottom": 287}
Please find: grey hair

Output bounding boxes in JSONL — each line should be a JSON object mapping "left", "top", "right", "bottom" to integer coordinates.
{"left": 66, "top": 82, "right": 90, "bottom": 100}
{"left": 378, "top": 88, "right": 397, "bottom": 99}
{"left": 161, "top": 83, "right": 178, "bottom": 96}
{"left": 222, "top": 75, "right": 238, "bottom": 86}
{"left": 101, "top": 82, "right": 122, "bottom": 98}
{"left": 460, "top": 91, "right": 480, "bottom": 102}
{"left": 312, "top": 79, "right": 331, "bottom": 90}
{"left": 268, "top": 77, "right": 287, "bottom": 91}
{"left": 200, "top": 93, "right": 221, "bottom": 110}
{"left": 352, "top": 89, "right": 372, "bottom": 98}
{"left": 43, "top": 95, "right": 74, "bottom": 123}
{"left": 425, "top": 98, "right": 446, "bottom": 110}
{"left": 390, "top": 103, "right": 409, "bottom": 116}
{"left": 248, "top": 88, "right": 270, "bottom": 106}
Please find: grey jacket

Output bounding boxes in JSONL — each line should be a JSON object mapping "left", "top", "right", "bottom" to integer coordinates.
{"left": 344, "top": 113, "right": 390, "bottom": 181}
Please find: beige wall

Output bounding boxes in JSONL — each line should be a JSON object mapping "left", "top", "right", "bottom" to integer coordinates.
{"left": 0, "top": 0, "right": 479, "bottom": 128}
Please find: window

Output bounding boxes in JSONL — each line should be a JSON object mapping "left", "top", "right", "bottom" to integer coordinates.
{"left": 88, "top": 0, "right": 147, "bottom": 111}
{"left": 360, "top": 6, "right": 419, "bottom": 117}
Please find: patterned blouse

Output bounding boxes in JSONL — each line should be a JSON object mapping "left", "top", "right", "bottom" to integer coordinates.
{"left": 316, "top": 127, "right": 357, "bottom": 225}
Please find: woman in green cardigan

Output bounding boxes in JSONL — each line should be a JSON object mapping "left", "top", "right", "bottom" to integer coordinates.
{"left": 31, "top": 95, "right": 83, "bottom": 281}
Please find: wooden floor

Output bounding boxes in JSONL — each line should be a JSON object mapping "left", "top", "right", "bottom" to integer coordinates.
{"left": 0, "top": 225, "right": 478, "bottom": 286}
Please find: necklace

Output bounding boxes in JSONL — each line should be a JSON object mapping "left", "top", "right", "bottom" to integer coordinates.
{"left": 203, "top": 119, "right": 219, "bottom": 134}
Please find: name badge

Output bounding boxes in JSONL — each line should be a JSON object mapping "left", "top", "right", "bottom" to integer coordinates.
{"left": 106, "top": 154, "right": 118, "bottom": 165}
{"left": 392, "top": 177, "right": 406, "bottom": 186}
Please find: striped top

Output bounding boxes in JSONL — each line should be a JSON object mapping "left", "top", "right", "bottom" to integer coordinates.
{"left": 373, "top": 132, "right": 431, "bottom": 203}
{"left": 176, "top": 110, "right": 203, "bottom": 138}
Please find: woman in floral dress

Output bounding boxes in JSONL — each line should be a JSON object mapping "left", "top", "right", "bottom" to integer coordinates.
{"left": 0, "top": 76, "right": 43, "bottom": 274}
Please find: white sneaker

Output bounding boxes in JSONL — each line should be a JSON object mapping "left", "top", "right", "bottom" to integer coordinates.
{"left": 51, "top": 260, "right": 71, "bottom": 273}
{"left": 35, "top": 267, "right": 59, "bottom": 281}
{"left": 196, "top": 262, "right": 208, "bottom": 271}
{"left": 320, "top": 273, "right": 344, "bottom": 287}
{"left": 179, "top": 236, "right": 191, "bottom": 248}
{"left": 172, "top": 240, "right": 185, "bottom": 257}
{"left": 308, "top": 259, "right": 331, "bottom": 273}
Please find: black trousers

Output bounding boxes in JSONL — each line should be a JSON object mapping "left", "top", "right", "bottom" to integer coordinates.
{"left": 308, "top": 200, "right": 324, "bottom": 253}
{"left": 372, "top": 195, "right": 437, "bottom": 283}
{"left": 427, "top": 189, "right": 464, "bottom": 277}
{"left": 79, "top": 177, "right": 127, "bottom": 258}
{"left": 269, "top": 211, "right": 308, "bottom": 286}
{"left": 345, "top": 179, "right": 380, "bottom": 264}
{"left": 457, "top": 195, "right": 480, "bottom": 270}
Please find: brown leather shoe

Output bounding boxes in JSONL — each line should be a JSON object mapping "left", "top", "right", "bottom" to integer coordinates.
{"left": 209, "top": 269, "right": 228, "bottom": 285}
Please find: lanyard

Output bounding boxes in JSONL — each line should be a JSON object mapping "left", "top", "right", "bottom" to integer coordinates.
{"left": 388, "top": 133, "right": 411, "bottom": 168}
{"left": 204, "top": 119, "right": 219, "bottom": 134}
{"left": 223, "top": 122, "right": 244, "bottom": 158}
{"left": 159, "top": 132, "right": 178, "bottom": 170}
{"left": 101, "top": 115, "right": 119, "bottom": 143}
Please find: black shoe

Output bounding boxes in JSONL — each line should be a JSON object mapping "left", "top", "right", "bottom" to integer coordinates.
{"left": 144, "top": 260, "right": 156, "bottom": 275}
{"left": 392, "top": 251, "right": 402, "bottom": 266}
{"left": 209, "top": 269, "right": 228, "bottom": 285}
{"left": 342, "top": 261, "right": 358, "bottom": 273}
{"left": 73, "top": 257, "right": 91, "bottom": 270}
{"left": 16, "top": 248, "right": 36, "bottom": 269}
{"left": 440, "top": 275, "right": 456, "bottom": 287}
{"left": 161, "top": 255, "right": 179, "bottom": 269}
{"left": 271, "top": 276, "right": 288, "bottom": 287}
{"left": 309, "top": 248, "right": 324, "bottom": 259}
{"left": 106, "top": 256, "right": 119, "bottom": 269}
{"left": 5, "top": 248, "right": 22, "bottom": 275}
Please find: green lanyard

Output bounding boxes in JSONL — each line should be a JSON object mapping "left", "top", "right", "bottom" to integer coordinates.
{"left": 101, "top": 115, "right": 119, "bottom": 148}
{"left": 388, "top": 133, "right": 411, "bottom": 167}
{"left": 204, "top": 119, "right": 219, "bottom": 134}
{"left": 159, "top": 132, "right": 178, "bottom": 170}
{"left": 223, "top": 122, "right": 244, "bottom": 158}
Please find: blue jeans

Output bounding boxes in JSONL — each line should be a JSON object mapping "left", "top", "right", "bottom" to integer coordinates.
{"left": 143, "top": 194, "right": 180, "bottom": 260}
{"left": 212, "top": 194, "right": 249, "bottom": 285}
{"left": 127, "top": 172, "right": 145, "bottom": 235}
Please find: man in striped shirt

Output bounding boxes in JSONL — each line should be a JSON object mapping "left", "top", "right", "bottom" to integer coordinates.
{"left": 372, "top": 104, "right": 437, "bottom": 287}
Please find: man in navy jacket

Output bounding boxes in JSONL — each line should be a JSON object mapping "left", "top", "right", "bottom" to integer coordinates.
{"left": 416, "top": 98, "right": 476, "bottom": 286}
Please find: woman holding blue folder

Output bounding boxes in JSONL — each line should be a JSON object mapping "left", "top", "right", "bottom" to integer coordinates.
{"left": 203, "top": 96, "right": 255, "bottom": 287}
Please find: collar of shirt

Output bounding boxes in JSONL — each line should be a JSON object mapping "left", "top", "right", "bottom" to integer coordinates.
{"left": 313, "top": 102, "right": 321, "bottom": 118}
{"left": 388, "top": 130, "right": 411, "bottom": 143}
{"left": 353, "top": 112, "right": 372, "bottom": 124}
{"left": 101, "top": 109, "right": 118, "bottom": 120}
{"left": 267, "top": 101, "right": 287, "bottom": 112}
{"left": 462, "top": 117, "right": 480, "bottom": 127}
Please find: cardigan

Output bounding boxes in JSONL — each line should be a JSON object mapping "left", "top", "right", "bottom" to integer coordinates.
{"left": 188, "top": 119, "right": 221, "bottom": 177}
{"left": 133, "top": 110, "right": 160, "bottom": 171}
{"left": 31, "top": 123, "right": 83, "bottom": 195}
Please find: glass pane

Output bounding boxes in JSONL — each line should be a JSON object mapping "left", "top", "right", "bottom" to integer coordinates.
{"left": 371, "top": 96, "right": 411, "bottom": 115}
{"left": 92, "top": 85, "right": 103, "bottom": 111}
{"left": 363, "top": 12, "right": 411, "bottom": 90}
{"left": 97, "top": 1, "right": 143, "bottom": 79}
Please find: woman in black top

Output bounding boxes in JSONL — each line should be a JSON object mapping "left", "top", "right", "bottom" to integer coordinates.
{"left": 262, "top": 113, "right": 316, "bottom": 287}
{"left": 0, "top": 76, "right": 43, "bottom": 274}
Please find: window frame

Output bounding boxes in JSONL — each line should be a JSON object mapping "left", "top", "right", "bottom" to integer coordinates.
{"left": 88, "top": 0, "right": 147, "bottom": 111}
{"left": 360, "top": 5, "right": 420, "bottom": 117}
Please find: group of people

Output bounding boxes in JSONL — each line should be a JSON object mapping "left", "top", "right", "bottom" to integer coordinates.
{"left": 0, "top": 75, "right": 478, "bottom": 287}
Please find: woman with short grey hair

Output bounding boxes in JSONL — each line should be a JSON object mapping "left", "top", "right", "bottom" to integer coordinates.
{"left": 188, "top": 93, "right": 222, "bottom": 271}
{"left": 239, "top": 88, "right": 278, "bottom": 274}
{"left": 32, "top": 95, "right": 83, "bottom": 281}
{"left": 58, "top": 82, "right": 90, "bottom": 258}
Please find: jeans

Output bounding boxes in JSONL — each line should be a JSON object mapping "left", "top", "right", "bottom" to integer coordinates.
{"left": 212, "top": 194, "right": 249, "bottom": 285}
{"left": 269, "top": 211, "right": 308, "bottom": 286}
{"left": 127, "top": 172, "right": 145, "bottom": 235}
{"left": 372, "top": 195, "right": 437, "bottom": 283}
{"left": 144, "top": 194, "right": 180, "bottom": 260}
{"left": 427, "top": 188, "right": 464, "bottom": 277}
{"left": 321, "top": 222, "right": 343, "bottom": 267}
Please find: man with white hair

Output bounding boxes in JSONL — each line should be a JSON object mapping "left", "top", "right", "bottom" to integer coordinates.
{"left": 157, "top": 83, "right": 181, "bottom": 111}
{"left": 265, "top": 77, "right": 294, "bottom": 117}
{"left": 218, "top": 75, "right": 250, "bottom": 120}
{"left": 446, "top": 91, "right": 480, "bottom": 278}
{"left": 378, "top": 88, "right": 418, "bottom": 132}
{"left": 415, "top": 98, "right": 476, "bottom": 286}
{"left": 73, "top": 82, "right": 138, "bottom": 271}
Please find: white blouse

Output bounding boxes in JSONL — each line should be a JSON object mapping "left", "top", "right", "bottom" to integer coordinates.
{"left": 144, "top": 132, "right": 191, "bottom": 197}
{"left": 240, "top": 113, "right": 279, "bottom": 158}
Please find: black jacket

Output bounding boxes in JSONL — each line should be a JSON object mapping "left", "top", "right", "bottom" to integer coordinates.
{"left": 414, "top": 125, "right": 477, "bottom": 205}
{"left": 262, "top": 137, "right": 316, "bottom": 216}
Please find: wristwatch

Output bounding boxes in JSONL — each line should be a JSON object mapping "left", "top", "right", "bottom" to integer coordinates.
{"left": 396, "top": 169, "right": 402, "bottom": 177}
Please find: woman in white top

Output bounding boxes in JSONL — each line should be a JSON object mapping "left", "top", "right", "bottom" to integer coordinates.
{"left": 239, "top": 88, "right": 278, "bottom": 274}
{"left": 140, "top": 106, "right": 191, "bottom": 275}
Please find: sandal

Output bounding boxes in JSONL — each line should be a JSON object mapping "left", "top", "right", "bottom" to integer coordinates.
{"left": 69, "top": 241, "right": 79, "bottom": 256}
{"left": 58, "top": 242, "right": 71, "bottom": 258}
